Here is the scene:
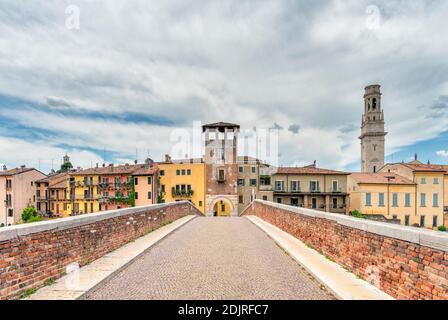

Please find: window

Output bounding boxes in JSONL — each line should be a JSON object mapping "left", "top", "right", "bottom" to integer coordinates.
{"left": 251, "top": 166, "right": 256, "bottom": 173}
{"left": 366, "top": 193, "right": 372, "bottom": 206}
{"left": 433, "top": 193, "right": 439, "bottom": 207}
{"left": 181, "top": 169, "right": 186, "bottom": 175}
{"left": 148, "top": 176, "right": 152, "bottom": 185}
{"left": 160, "top": 170, "right": 165, "bottom": 176}
{"left": 176, "top": 170, "right": 180, "bottom": 176}
{"left": 433, "top": 178, "right": 439, "bottom": 184}
{"left": 405, "top": 215, "right": 410, "bottom": 226}
{"left": 187, "top": 169, "right": 191, "bottom": 175}
{"left": 311, "top": 198, "right": 317, "bottom": 209}
{"left": 420, "top": 215, "right": 425, "bottom": 227}
{"left": 262, "top": 196, "right": 268, "bottom": 201}
{"left": 405, "top": 193, "right": 411, "bottom": 207}
{"left": 217, "top": 148, "right": 225, "bottom": 161}
{"left": 310, "top": 181, "right": 319, "bottom": 192}
{"left": 148, "top": 192, "right": 152, "bottom": 199}
{"left": 209, "top": 132, "right": 216, "bottom": 140}
{"left": 8, "top": 209, "right": 13, "bottom": 217}
{"left": 260, "top": 176, "right": 271, "bottom": 185}
{"left": 134, "top": 177, "right": 139, "bottom": 185}
{"left": 250, "top": 179, "right": 257, "bottom": 187}
{"left": 392, "top": 193, "right": 398, "bottom": 207}
{"left": 84, "top": 203, "right": 88, "bottom": 214}
{"left": 239, "top": 195, "right": 244, "bottom": 204}
{"left": 199, "top": 201, "right": 203, "bottom": 207}
{"left": 379, "top": 193, "right": 385, "bottom": 207}
{"left": 90, "top": 203, "right": 93, "bottom": 213}
{"left": 275, "top": 181, "right": 284, "bottom": 191}
{"left": 392, "top": 215, "right": 397, "bottom": 220}
{"left": 332, "top": 180, "right": 338, "bottom": 192}
{"left": 238, "top": 166, "right": 243, "bottom": 173}
{"left": 238, "top": 179, "right": 245, "bottom": 186}
{"left": 161, "top": 185, "right": 165, "bottom": 193}
{"left": 421, "top": 193, "right": 426, "bottom": 207}
{"left": 421, "top": 177, "right": 426, "bottom": 184}
{"left": 31, "top": 181, "right": 33, "bottom": 186}
{"left": 373, "top": 166, "right": 377, "bottom": 173}
{"left": 433, "top": 215, "right": 438, "bottom": 228}
{"left": 276, "top": 198, "right": 282, "bottom": 204}
{"left": 218, "top": 169, "right": 225, "bottom": 181}
{"left": 332, "top": 198, "right": 338, "bottom": 209}
{"left": 227, "top": 131, "right": 234, "bottom": 140}
{"left": 135, "top": 192, "right": 139, "bottom": 200}
{"left": 218, "top": 132, "right": 225, "bottom": 140}
{"left": 291, "top": 181, "right": 300, "bottom": 192}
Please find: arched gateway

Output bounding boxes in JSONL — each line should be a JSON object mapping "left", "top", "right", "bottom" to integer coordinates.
{"left": 209, "top": 197, "right": 236, "bottom": 217}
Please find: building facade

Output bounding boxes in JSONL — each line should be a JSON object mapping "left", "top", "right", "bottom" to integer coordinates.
{"left": 203, "top": 122, "right": 240, "bottom": 216}
{"left": 379, "top": 162, "right": 446, "bottom": 228}
{"left": 158, "top": 158, "right": 206, "bottom": 214}
{"left": 348, "top": 172, "right": 417, "bottom": 225}
{"left": 271, "top": 166, "right": 350, "bottom": 214}
{"left": 0, "top": 166, "right": 46, "bottom": 225}
{"left": 360, "top": 84, "right": 387, "bottom": 173}
{"left": 36, "top": 172, "right": 69, "bottom": 217}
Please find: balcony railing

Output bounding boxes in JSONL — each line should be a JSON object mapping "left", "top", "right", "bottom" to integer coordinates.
{"left": 310, "top": 188, "right": 321, "bottom": 193}
{"left": 171, "top": 189, "right": 194, "bottom": 198}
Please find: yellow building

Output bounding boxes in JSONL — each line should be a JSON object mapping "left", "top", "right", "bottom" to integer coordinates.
{"left": 379, "top": 162, "right": 446, "bottom": 229}
{"left": 158, "top": 158, "right": 206, "bottom": 214}
{"left": 67, "top": 170, "right": 100, "bottom": 216}
{"left": 348, "top": 172, "right": 417, "bottom": 226}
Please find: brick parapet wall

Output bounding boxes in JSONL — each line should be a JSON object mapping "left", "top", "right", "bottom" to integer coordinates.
{"left": 242, "top": 200, "right": 448, "bottom": 300}
{"left": 0, "top": 201, "right": 201, "bottom": 300}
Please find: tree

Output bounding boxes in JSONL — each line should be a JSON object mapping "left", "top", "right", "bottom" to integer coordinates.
{"left": 58, "top": 161, "right": 73, "bottom": 173}
{"left": 22, "top": 207, "right": 42, "bottom": 223}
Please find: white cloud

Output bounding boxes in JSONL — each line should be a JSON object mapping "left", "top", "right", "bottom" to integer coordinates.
{"left": 436, "top": 150, "right": 448, "bottom": 158}
{"left": 0, "top": 0, "right": 447, "bottom": 171}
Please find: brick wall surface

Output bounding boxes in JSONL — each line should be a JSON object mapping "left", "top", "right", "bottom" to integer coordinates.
{"left": 0, "top": 201, "right": 201, "bottom": 300}
{"left": 243, "top": 200, "right": 448, "bottom": 300}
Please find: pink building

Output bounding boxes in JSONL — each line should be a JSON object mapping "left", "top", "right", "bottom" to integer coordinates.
{"left": 0, "top": 165, "right": 47, "bottom": 226}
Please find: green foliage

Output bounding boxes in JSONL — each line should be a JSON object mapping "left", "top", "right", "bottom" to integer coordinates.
{"left": 350, "top": 210, "right": 367, "bottom": 219}
{"left": 19, "top": 288, "right": 37, "bottom": 299}
{"left": 22, "top": 207, "right": 41, "bottom": 223}
{"left": 0, "top": 223, "right": 4, "bottom": 228}
{"left": 438, "top": 226, "right": 447, "bottom": 232}
{"left": 58, "top": 161, "right": 73, "bottom": 173}
{"left": 157, "top": 176, "right": 165, "bottom": 204}
{"left": 44, "top": 278, "right": 56, "bottom": 286}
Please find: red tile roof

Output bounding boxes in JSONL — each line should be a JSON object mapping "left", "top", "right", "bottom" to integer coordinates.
{"left": 350, "top": 173, "right": 415, "bottom": 185}
{"left": 275, "top": 167, "right": 349, "bottom": 175}
{"left": 0, "top": 167, "right": 37, "bottom": 176}
{"left": 403, "top": 163, "right": 448, "bottom": 173}
{"left": 70, "top": 164, "right": 156, "bottom": 176}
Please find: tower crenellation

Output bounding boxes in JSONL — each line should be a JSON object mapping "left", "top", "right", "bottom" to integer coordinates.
{"left": 359, "top": 84, "right": 387, "bottom": 173}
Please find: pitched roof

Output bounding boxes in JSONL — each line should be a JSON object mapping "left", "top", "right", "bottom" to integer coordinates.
{"left": 36, "top": 172, "right": 68, "bottom": 184}
{"left": 350, "top": 172, "right": 415, "bottom": 185}
{"left": 0, "top": 167, "right": 38, "bottom": 177}
{"left": 70, "top": 164, "right": 156, "bottom": 176}
{"left": 403, "top": 163, "right": 448, "bottom": 173}
{"left": 202, "top": 122, "right": 240, "bottom": 129}
{"left": 275, "top": 167, "right": 349, "bottom": 175}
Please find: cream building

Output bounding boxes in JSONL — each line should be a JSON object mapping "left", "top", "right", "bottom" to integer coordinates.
{"left": 271, "top": 165, "right": 350, "bottom": 214}
{"left": 0, "top": 166, "right": 46, "bottom": 226}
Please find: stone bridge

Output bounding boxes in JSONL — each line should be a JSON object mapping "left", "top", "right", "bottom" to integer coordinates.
{"left": 0, "top": 200, "right": 447, "bottom": 300}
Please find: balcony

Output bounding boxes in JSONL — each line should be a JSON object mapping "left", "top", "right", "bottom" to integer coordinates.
{"left": 171, "top": 188, "right": 194, "bottom": 198}
{"left": 331, "top": 187, "right": 343, "bottom": 193}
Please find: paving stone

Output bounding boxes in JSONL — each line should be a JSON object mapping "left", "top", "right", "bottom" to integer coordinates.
{"left": 82, "top": 217, "right": 335, "bottom": 300}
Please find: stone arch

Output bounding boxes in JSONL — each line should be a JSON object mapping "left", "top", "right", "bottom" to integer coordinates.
{"left": 209, "top": 196, "right": 236, "bottom": 217}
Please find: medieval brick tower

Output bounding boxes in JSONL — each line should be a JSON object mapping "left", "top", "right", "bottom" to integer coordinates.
{"left": 360, "top": 84, "right": 387, "bottom": 173}
{"left": 202, "top": 122, "right": 240, "bottom": 216}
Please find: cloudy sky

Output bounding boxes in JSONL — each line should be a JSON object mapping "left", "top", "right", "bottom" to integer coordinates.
{"left": 0, "top": 0, "right": 447, "bottom": 173}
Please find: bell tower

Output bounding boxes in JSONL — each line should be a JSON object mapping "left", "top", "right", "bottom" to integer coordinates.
{"left": 359, "top": 84, "right": 387, "bottom": 173}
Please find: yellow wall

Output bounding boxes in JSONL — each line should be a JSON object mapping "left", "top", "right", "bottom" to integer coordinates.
{"left": 414, "top": 172, "right": 445, "bottom": 228}
{"left": 349, "top": 183, "right": 416, "bottom": 224}
{"left": 158, "top": 163, "right": 205, "bottom": 213}
{"left": 66, "top": 175, "right": 100, "bottom": 215}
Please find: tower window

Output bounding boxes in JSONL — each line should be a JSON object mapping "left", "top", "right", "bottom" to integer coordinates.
{"left": 373, "top": 166, "right": 377, "bottom": 173}
{"left": 372, "top": 98, "right": 377, "bottom": 110}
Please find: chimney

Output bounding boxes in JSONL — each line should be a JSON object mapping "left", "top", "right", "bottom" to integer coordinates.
{"left": 96, "top": 163, "right": 99, "bottom": 168}
{"left": 102, "top": 163, "right": 106, "bottom": 167}
{"left": 415, "top": 153, "right": 418, "bottom": 161}
{"left": 2, "top": 164, "right": 6, "bottom": 171}
{"left": 313, "top": 160, "right": 317, "bottom": 167}
{"left": 20, "top": 165, "right": 26, "bottom": 170}
{"left": 165, "top": 154, "right": 172, "bottom": 163}
{"left": 134, "top": 160, "right": 138, "bottom": 164}
{"left": 428, "top": 160, "right": 431, "bottom": 165}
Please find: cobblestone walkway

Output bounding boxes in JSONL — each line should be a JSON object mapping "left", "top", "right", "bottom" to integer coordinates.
{"left": 82, "top": 217, "right": 335, "bottom": 300}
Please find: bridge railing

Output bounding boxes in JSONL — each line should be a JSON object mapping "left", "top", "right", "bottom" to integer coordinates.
{"left": 242, "top": 200, "right": 448, "bottom": 300}
{"left": 0, "top": 201, "right": 201, "bottom": 300}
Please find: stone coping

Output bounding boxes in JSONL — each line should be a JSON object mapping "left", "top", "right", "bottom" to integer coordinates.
{"left": 0, "top": 201, "right": 194, "bottom": 242}
{"left": 248, "top": 200, "right": 448, "bottom": 252}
